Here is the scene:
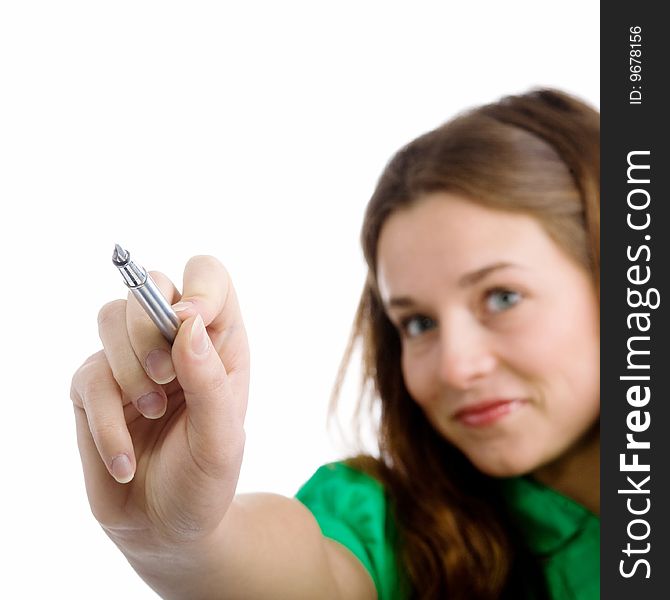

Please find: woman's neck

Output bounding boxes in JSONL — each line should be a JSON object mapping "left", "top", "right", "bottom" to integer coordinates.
{"left": 532, "top": 424, "right": 600, "bottom": 515}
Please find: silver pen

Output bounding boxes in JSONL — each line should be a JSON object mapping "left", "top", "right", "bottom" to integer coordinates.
{"left": 112, "top": 244, "right": 181, "bottom": 343}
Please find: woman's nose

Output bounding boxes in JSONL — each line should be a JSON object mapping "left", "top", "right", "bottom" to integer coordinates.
{"left": 437, "top": 318, "right": 497, "bottom": 390}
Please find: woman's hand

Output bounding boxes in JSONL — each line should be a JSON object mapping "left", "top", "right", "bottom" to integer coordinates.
{"left": 71, "top": 255, "right": 249, "bottom": 550}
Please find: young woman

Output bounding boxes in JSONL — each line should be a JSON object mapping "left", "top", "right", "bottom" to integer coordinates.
{"left": 71, "top": 88, "right": 599, "bottom": 599}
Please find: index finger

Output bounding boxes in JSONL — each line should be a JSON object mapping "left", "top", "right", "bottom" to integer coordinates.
{"left": 172, "top": 256, "right": 249, "bottom": 372}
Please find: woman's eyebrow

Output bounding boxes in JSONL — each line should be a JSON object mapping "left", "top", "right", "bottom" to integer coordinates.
{"left": 385, "top": 262, "right": 523, "bottom": 310}
{"left": 386, "top": 296, "right": 416, "bottom": 310}
{"left": 458, "top": 261, "right": 522, "bottom": 287}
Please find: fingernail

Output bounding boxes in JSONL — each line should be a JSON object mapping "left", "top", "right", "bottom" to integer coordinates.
{"left": 111, "top": 454, "right": 134, "bottom": 484}
{"left": 190, "top": 314, "right": 210, "bottom": 355}
{"left": 137, "top": 392, "right": 166, "bottom": 419}
{"left": 145, "top": 349, "right": 176, "bottom": 384}
{"left": 172, "top": 301, "right": 194, "bottom": 313}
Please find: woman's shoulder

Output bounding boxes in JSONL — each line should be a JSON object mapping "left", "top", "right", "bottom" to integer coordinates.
{"left": 295, "top": 457, "right": 393, "bottom": 542}
{"left": 295, "top": 456, "right": 410, "bottom": 600}
{"left": 297, "top": 456, "right": 387, "bottom": 495}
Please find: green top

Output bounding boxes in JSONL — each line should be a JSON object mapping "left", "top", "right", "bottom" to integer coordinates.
{"left": 295, "top": 462, "right": 599, "bottom": 600}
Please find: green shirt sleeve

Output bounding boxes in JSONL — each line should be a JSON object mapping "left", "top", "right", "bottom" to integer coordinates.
{"left": 295, "top": 462, "right": 410, "bottom": 600}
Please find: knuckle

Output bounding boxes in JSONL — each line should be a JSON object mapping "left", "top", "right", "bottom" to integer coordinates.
{"left": 84, "top": 349, "right": 107, "bottom": 366}
{"left": 188, "top": 254, "right": 225, "bottom": 270}
{"left": 185, "top": 256, "right": 233, "bottom": 315}
{"left": 81, "top": 373, "right": 114, "bottom": 406}
{"left": 89, "top": 419, "right": 123, "bottom": 442}
{"left": 110, "top": 359, "right": 142, "bottom": 388}
{"left": 70, "top": 352, "right": 107, "bottom": 405}
{"left": 97, "top": 299, "right": 126, "bottom": 330}
{"left": 189, "top": 255, "right": 231, "bottom": 284}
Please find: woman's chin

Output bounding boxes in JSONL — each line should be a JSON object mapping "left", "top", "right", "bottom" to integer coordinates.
{"left": 467, "top": 455, "right": 537, "bottom": 479}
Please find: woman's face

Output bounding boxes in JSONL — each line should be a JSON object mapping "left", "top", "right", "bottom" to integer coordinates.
{"left": 377, "top": 192, "right": 600, "bottom": 478}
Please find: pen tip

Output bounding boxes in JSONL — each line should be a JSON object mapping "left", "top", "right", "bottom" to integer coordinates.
{"left": 112, "top": 243, "right": 130, "bottom": 266}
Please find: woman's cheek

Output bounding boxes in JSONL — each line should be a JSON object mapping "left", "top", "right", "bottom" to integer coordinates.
{"left": 499, "top": 321, "right": 550, "bottom": 373}
{"left": 402, "top": 349, "right": 436, "bottom": 407}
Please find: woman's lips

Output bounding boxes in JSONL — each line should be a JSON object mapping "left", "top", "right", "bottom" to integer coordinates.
{"left": 453, "top": 399, "right": 526, "bottom": 427}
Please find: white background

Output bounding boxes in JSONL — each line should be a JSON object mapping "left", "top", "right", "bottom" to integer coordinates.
{"left": 0, "top": 2, "right": 598, "bottom": 597}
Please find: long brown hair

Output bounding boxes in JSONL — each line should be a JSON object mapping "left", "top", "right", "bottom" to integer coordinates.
{"left": 331, "top": 89, "right": 599, "bottom": 599}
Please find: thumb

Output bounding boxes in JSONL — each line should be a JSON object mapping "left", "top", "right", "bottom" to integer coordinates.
{"left": 171, "top": 314, "right": 245, "bottom": 475}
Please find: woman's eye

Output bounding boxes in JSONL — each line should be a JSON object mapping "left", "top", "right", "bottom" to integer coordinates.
{"left": 400, "top": 315, "right": 436, "bottom": 338}
{"left": 484, "top": 289, "right": 522, "bottom": 313}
